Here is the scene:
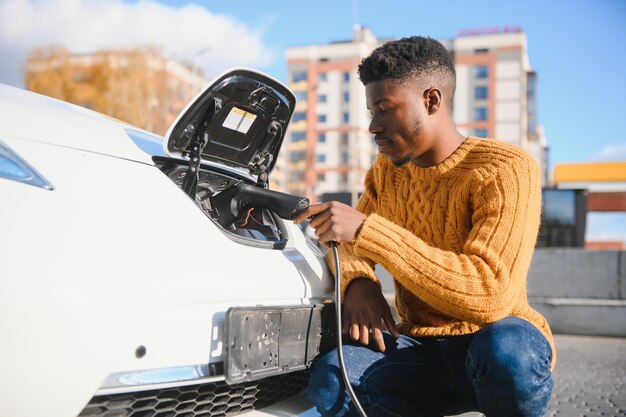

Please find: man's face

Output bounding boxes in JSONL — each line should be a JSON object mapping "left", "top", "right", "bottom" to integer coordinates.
{"left": 365, "top": 79, "right": 429, "bottom": 166}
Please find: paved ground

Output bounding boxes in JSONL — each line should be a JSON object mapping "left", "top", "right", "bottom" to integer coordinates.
{"left": 546, "top": 334, "right": 626, "bottom": 416}
{"left": 456, "top": 334, "right": 626, "bottom": 417}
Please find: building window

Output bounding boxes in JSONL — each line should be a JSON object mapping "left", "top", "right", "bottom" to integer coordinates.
{"left": 316, "top": 154, "right": 326, "bottom": 163}
{"left": 295, "top": 90, "right": 307, "bottom": 101}
{"left": 318, "top": 133, "right": 326, "bottom": 143}
{"left": 318, "top": 94, "right": 327, "bottom": 103}
{"left": 292, "top": 71, "right": 307, "bottom": 83}
{"left": 474, "top": 128, "right": 489, "bottom": 138}
{"left": 317, "top": 173, "right": 325, "bottom": 182}
{"left": 474, "top": 107, "right": 488, "bottom": 121}
{"left": 292, "top": 112, "right": 306, "bottom": 122}
{"left": 292, "top": 131, "right": 306, "bottom": 142}
{"left": 341, "top": 133, "right": 349, "bottom": 144}
{"left": 340, "top": 173, "right": 348, "bottom": 184}
{"left": 318, "top": 114, "right": 327, "bottom": 123}
{"left": 342, "top": 152, "right": 349, "bottom": 163}
{"left": 343, "top": 112, "right": 350, "bottom": 123}
{"left": 474, "top": 48, "right": 489, "bottom": 54}
{"left": 474, "top": 65, "right": 488, "bottom": 79}
{"left": 343, "top": 72, "right": 350, "bottom": 82}
{"left": 289, "top": 151, "right": 305, "bottom": 162}
{"left": 319, "top": 72, "right": 327, "bottom": 82}
{"left": 474, "top": 86, "right": 488, "bottom": 100}
{"left": 343, "top": 92, "right": 350, "bottom": 102}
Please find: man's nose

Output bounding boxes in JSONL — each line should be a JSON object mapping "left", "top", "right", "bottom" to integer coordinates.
{"left": 369, "top": 116, "right": 382, "bottom": 134}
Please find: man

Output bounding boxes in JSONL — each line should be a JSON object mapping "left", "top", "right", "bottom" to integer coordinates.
{"left": 294, "top": 36, "right": 554, "bottom": 417}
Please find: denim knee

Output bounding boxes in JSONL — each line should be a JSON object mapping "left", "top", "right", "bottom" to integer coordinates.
{"left": 468, "top": 317, "right": 552, "bottom": 380}
{"left": 467, "top": 317, "right": 553, "bottom": 417}
{"left": 307, "top": 335, "right": 416, "bottom": 417}
{"left": 307, "top": 349, "right": 346, "bottom": 416}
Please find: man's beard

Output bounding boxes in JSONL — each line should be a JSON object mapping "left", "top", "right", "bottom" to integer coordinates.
{"left": 393, "top": 155, "right": 412, "bottom": 167}
{"left": 392, "top": 120, "right": 421, "bottom": 167}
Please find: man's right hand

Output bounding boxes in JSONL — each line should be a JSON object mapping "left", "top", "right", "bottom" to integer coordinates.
{"left": 342, "top": 278, "right": 400, "bottom": 352}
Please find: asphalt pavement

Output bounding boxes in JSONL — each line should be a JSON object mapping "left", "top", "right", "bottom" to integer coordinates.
{"left": 456, "top": 334, "right": 626, "bottom": 417}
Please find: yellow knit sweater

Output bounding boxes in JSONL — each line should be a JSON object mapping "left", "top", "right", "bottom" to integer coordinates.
{"left": 329, "top": 137, "right": 555, "bottom": 367}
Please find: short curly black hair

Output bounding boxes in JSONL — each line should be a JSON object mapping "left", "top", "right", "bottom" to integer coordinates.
{"left": 358, "top": 36, "right": 456, "bottom": 103}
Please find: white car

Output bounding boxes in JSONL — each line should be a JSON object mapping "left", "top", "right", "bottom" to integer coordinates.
{"left": 0, "top": 69, "right": 335, "bottom": 417}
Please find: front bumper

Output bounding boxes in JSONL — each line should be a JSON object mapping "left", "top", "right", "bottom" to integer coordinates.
{"left": 78, "top": 368, "right": 316, "bottom": 417}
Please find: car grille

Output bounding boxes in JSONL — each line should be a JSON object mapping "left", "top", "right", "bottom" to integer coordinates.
{"left": 78, "top": 369, "right": 310, "bottom": 417}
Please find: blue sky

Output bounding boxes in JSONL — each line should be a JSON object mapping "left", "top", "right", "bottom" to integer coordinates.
{"left": 1, "top": 0, "right": 624, "bottom": 170}
{"left": 1, "top": 0, "right": 624, "bottom": 241}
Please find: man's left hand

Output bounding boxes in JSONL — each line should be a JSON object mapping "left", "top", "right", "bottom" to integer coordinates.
{"left": 294, "top": 201, "right": 366, "bottom": 246}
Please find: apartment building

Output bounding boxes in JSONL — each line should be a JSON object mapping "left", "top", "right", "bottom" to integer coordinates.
{"left": 453, "top": 27, "right": 548, "bottom": 184}
{"left": 284, "top": 27, "right": 383, "bottom": 203}
{"left": 283, "top": 26, "right": 548, "bottom": 201}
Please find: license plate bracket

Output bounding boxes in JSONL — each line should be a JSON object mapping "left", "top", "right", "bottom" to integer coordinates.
{"left": 224, "top": 304, "right": 335, "bottom": 384}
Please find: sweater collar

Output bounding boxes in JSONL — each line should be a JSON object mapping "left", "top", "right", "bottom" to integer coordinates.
{"left": 407, "top": 136, "right": 479, "bottom": 179}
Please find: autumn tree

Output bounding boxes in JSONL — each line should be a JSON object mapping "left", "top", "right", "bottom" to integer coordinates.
{"left": 25, "top": 46, "right": 201, "bottom": 135}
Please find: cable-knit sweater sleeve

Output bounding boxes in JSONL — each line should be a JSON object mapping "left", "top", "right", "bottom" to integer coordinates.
{"left": 325, "top": 166, "right": 381, "bottom": 298}
{"left": 353, "top": 153, "right": 542, "bottom": 325}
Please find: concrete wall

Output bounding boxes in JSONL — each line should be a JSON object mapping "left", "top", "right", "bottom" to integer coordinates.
{"left": 377, "top": 248, "right": 626, "bottom": 337}
{"left": 527, "top": 248, "right": 624, "bottom": 299}
{"left": 528, "top": 248, "right": 626, "bottom": 337}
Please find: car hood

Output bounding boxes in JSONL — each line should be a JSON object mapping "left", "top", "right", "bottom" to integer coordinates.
{"left": 164, "top": 68, "right": 296, "bottom": 180}
{"left": 0, "top": 83, "right": 161, "bottom": 164}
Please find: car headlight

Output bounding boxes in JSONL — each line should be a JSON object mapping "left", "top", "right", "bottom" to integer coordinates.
{"left": 0, "top": 139, "right": 54, "bottom": 190}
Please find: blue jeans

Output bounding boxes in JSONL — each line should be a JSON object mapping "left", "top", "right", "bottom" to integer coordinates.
{"left": 307, "top": 316, "right": 553, "bottom": 417}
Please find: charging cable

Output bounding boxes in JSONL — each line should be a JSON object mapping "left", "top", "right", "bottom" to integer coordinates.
{"left": 330, "top": 242, "right": 368, "bottom": 417}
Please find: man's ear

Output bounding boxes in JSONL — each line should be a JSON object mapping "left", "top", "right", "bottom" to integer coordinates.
{"left": 423, "top": 88, "right": 442, "bottom": 115}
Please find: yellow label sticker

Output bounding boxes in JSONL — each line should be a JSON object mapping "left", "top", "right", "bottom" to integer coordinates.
{"left": 222, "top": 107, "right": 257, "bottom": 134}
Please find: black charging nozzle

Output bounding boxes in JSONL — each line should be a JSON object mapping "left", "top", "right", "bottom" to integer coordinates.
{"left": 209, "top": 182, "right": 309, "bottom": 227}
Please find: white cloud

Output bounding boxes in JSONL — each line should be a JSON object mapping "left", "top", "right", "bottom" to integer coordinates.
{"left": 0, "top": 0, "right": 274, "bottom": 87}
{"left": 590, "top": 143, "right": 626, "bottom": 162}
